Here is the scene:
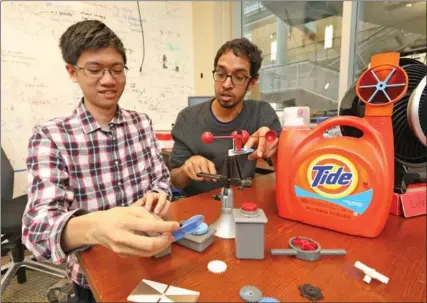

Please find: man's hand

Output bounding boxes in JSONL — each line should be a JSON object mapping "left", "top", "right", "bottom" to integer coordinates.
{"left": 244, "top": 126, "right": 278, "bottom": 160}
{"left": 88, "top": 207, "right": 179, "bottom": 258}
{"left": 132, "top": 192, "right": 170, "bottom": 218}
{"left": 181, "top": 155, "right": 217, "bottom": 182}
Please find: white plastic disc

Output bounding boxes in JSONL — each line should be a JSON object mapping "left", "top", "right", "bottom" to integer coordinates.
{"left": 207, "top": 260, "right": 227, "bottom": 274}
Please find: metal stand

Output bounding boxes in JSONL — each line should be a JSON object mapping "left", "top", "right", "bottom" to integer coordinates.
{"left": 197, "top": 130, "right": 254, "bottom": 239}
{"left": 197, "top": 154, "right": 252, "bottom": 239}
{"left": 1, "top": 254, "right": 67, "bottom": 294}
{"left": 211, "top": 185, "right": 235, "bottom": 239}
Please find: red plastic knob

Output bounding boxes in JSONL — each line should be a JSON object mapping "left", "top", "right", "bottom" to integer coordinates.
{"left": 265, "top": 130, "right": 277, "bottom": 142}
{"left": 201, "top": 132, "right": 214, "bottom": 143}
{"left": 241, "top": 202, "right": 258, "bottom": 212}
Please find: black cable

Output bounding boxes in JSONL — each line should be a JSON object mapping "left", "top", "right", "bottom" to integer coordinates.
{"left": 137, "top": 1, "right": 145, "bottom": 72}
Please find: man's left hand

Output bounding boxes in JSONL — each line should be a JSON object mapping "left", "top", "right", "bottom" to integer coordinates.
{"left": 244, "top": 126, "right": 278, "bottom": 160}
{"left": 132, "top": 192, "right": 171, "bottom": 218}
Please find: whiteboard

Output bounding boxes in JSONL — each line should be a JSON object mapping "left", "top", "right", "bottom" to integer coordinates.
{"left": 1, "top": 1, "right": 194, "bottom": 196}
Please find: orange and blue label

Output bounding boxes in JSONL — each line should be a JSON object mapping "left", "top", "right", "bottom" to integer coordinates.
{"left": 295, "top": 154, "right": 373, "bottom": 214}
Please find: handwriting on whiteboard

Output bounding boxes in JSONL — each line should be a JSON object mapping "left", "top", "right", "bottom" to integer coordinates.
{"left": 1, "top": 1, "right": 194, "bottom": 197}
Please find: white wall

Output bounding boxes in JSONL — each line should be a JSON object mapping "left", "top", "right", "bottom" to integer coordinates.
{"left": 192, "top": 1, "right": 233, "bottom": 96}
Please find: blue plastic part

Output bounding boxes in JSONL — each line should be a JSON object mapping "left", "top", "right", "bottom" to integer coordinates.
{"left": 190, "top": 222, "right": 208, "bottom": 235}
{"left": 259, "top": 297, "right": 280, "bottom": 302}
{"left": 230, "top": 147, "right": 254, "bottom": 156}
{"left": 172, "top": 215, "right": 204, "bottom": 241}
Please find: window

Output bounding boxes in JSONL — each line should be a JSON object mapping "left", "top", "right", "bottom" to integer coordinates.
{"left": 242, "top": 1, "right": 344, "bottom": 114}
{"left": 353, "top": 1, "right": 426, "bottom": 80}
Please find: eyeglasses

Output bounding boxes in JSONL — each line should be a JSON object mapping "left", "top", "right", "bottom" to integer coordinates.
{"left": 74, "top": 65, "right": 128, "bottom": 78}
{"left": 212, "top": 71, "right": 250, "bottom": 86}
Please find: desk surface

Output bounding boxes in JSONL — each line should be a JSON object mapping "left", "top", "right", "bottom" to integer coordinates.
{"left": 79, "top": 174, "right": 426, "bottom": 302}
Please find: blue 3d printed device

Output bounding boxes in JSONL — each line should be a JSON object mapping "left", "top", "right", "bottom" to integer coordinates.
{"left": 172, "top": 215, "right": 204, "bottom": 241}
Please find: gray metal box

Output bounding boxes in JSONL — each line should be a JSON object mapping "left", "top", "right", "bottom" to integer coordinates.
{"left": 232, "top": 208, "right": 268, "bottom": 259}
{"left": 175, "top": 225, "right": 216, "bottom": 253}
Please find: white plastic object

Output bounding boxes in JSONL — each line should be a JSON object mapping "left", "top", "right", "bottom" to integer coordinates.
{"left": 282, "top": 106, "right": 310, "bottom": 126}
{"left": 155, "top": 131, "right": 174, "bottom": 149}
{"left": 207, "top": 260, "right": 227, "bottom": 274}
{"left": 354, "top": 261, "right": 389, "bottom": 284}
{"left": 283, "top": 116, "right": 305, "bottom": 127}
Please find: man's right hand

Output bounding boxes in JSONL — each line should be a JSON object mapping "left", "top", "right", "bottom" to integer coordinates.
{"left": 181, "top": 155, "right": 217, "bottom": 181}
{"left": 88, "top": 207, "right": 179, "bottom": 258}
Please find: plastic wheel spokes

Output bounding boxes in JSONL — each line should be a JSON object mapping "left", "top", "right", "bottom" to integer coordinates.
{"left": 356, "top": 64, "right": 408, "bottom": 105}
{"left": 358, "top": 68, "right": 406, "bottom": 103}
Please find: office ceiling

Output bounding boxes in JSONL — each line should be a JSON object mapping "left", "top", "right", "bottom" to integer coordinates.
{"left": 261, "top": 1, "right": 426, "bottom": 35}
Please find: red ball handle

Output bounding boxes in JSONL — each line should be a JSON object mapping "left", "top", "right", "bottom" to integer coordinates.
{"left": 201, "top": 132, "right": 214, "bottom": 144}
{"left": 265, "top": 130, "right": 277, "bottom": 142}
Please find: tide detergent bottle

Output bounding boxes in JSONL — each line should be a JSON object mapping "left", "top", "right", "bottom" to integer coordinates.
{"left": 276, "top": 52, "right": 408, "bottom": 238}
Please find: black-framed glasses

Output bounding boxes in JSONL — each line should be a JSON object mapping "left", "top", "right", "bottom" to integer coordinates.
{"left": 212, "top": 71, "right": 250, "bottom": 86}
{"left": 74, "top": 65, "right": 128, "bottom": 78}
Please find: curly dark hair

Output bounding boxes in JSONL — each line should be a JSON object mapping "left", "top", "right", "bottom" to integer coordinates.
{"left": 59, "top": 20, "right": 127, "bottom": 65}
{"left": 213, "top": 38, "right": 263, "bottom": 78}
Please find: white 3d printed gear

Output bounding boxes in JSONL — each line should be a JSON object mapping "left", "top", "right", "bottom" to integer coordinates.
{"left": 207, "top": 260, "right": 227, "bottom": 274}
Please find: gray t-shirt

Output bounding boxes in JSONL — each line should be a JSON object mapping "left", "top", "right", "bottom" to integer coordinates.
{"left": 170, "top": 99, "right": 282, "bottom": 196}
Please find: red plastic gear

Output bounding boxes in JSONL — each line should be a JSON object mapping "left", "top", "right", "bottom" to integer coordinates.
{"left": 292, "top": 237, "right": 319, "bottom": 251}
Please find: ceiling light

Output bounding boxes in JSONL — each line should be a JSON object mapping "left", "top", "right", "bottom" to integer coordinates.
{"left": 324, "top": 25, "right": 333, "bottom": 49}
{"left": 270, "top": 40, "right": 277, "bottom": 61}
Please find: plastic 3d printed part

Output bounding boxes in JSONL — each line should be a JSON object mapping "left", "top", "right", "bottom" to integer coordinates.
{"left": 259, "top": 297, "right": 280, "bottom": 302}
{"left": 191, "top": 222, "right": 208, "bottom": 235}
{"left": 172, "top": 215, "right": 204, "bottom": 241}
{"left": 207, "top": 260, "right": 227, "bottom": 274}
{"left": 175, "top": 222, "right": 216, "bottom": 253}
{"left": 354, "top": 261, "right": 389, "bottom": 284}
{"left": 298, "top": 283, "right": 324, "bottom": 302}
{"left": 232, "top": 203, "right": 268, "bottom": 259}
{"left": 127, "top": 279, "right": 199, "bottom": 302}
{"left": 239, "top": 285, "right": 263, "bottom": 302}
{"left": 270, "top": 236, "right": 346, "bottom": 261}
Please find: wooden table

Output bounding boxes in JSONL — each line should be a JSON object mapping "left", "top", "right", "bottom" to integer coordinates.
{"left": 78, "top": 174, "right": 426, "bottom": 302}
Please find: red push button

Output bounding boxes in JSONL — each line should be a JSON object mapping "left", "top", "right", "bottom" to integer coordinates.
{"left": 241, "top": 202, "right": 257, "bottom": 212}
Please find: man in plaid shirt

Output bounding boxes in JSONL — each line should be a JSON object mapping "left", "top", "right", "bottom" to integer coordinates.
{"left": 21, "top": 20, "right": 179, "bottom": 302}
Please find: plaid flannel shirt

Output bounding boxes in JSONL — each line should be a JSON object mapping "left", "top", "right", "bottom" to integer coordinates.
{"left": 22, "top": 101, "right": 171, "bottom": 287}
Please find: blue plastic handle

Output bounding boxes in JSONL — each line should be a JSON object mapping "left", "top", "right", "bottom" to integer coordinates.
{"left": 172, "top": 215, "right": 204, "bottom": 241}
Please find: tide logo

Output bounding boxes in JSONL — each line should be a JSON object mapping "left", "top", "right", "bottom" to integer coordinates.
{"left": 307, "top": 154, "right": 358, "bottom": 199}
